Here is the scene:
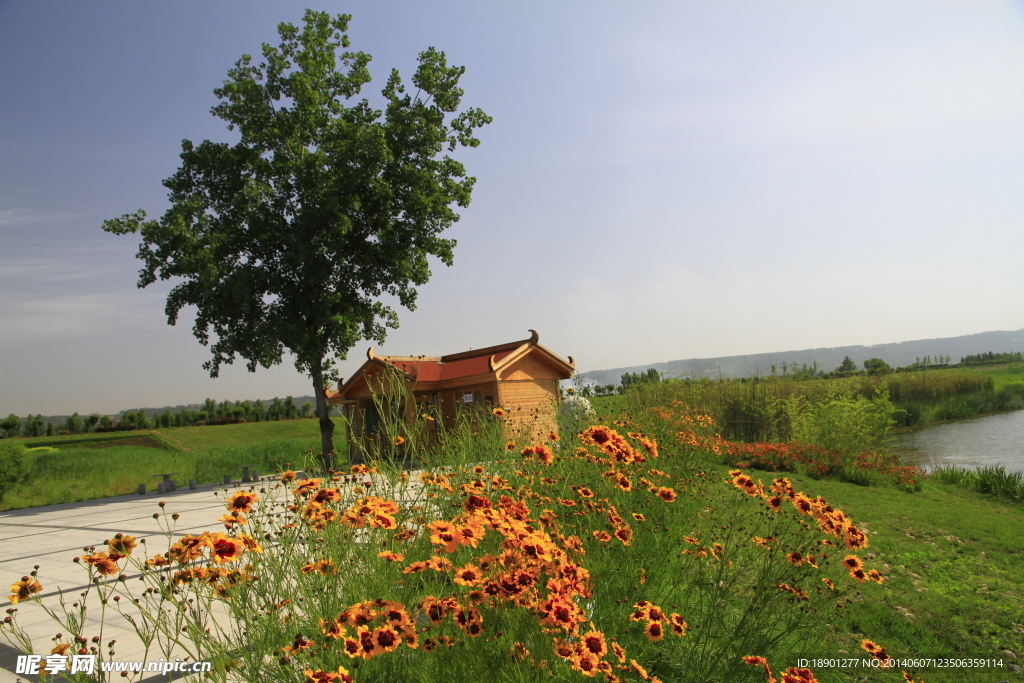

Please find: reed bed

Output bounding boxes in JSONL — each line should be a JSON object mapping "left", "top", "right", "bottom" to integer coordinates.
{"left": 930, "top": 464, "right": 1024, "bottom": 502}
{"left": 618, "top": 371, "right": 996, "bottom": 442}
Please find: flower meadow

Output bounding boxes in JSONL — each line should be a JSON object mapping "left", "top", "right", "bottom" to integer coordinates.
{"left": 4, "top": 403, "right": 929, "bottom": 683}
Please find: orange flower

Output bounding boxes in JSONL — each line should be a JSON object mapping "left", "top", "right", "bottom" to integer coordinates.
{"left": 655, "top": 487, "right": 677, "bottom": 502}
{"left": 82, "top": 551, "right": 120, "bottom": 576}
{"left": 522, "top": 444, "right": 555, "bottom": 465}
{"left": 284, "top": 635, "right": 316, "bottom": 654}
{"left": 492, "top": 407, "right": 507, "bottom": 417}
{"left": 227, "top": 491, "right": 258, "bottom": 513}
{"left": 312, "top": 487, "right": 342, "bottom": 505}
{"left": 207, "top": 533, "right": 245, "bottom": 564}
{"left": 791, "top": 494, "right": 813, "bottom": 515}
{"left": 219, "top": 512, "right": 247, "bottom": 527}
{"left": 8, "top": 577, "right": 42, "bottom": 604}
{"left": 239, "top": 534, "right": 263, "bottom": 553}
{"left": 580, "top": 628, "right": 608, "bottom": 658}
{"left": 301, "top": 559, "right": 337, "bottom": 575}
{"left": 294, "top": 478, "right": 324, "bottom": 496}
{"left": 669, "top": 614, "right": 689, "bottom": 636}
{"left": 592, "top": 530, "right": 612, "bottom": 543}
{"left": 378, "top": 550, "right": 404, "bottom": 562}
{"left": 303, "top": 667, "right": 354, "bottom": 683}
{"left": 547, "top": 431, "right": 560, "bottom": 442}
{"left": 425, "top": 555, "right": 453, "bottom": 572}
{"left": 107, "top": 533, "right": 137, "bottom": 556}
{"left": 574, "top": 486, "right": 595, "bottom": 498}
{"left": 569, "top": 650, "right": 600, "bottom": 677}
{"left": 645, "top": 621, "right": 664, "bottom": 641}
{"left": 742, "top": 656, "right": 776, "bottom": 683}
{"left": 427, "top": 520, "right": 465, "bottom": 553}
{"left": 860, "top": 639, "right": 891, "bottom": 667}
{"left": 614, "top": 526, "right": 633, "bottom": 546}
{"left": 146, "top": 553, "right": 170, "bottom": 568}
{"left": 842, "top": 555, "right": 863, "bottom": 572}
{"left": 370, "top": 625, "right": 402, "bottom": 655}
{"left": 781, "top": 666, "right": 821, "bottom": 682}
{"left": 280, "top": 470, "right": 297, "bottom": 483}
{"left": 453, "top": 563, "right": 484, "bottom": 587}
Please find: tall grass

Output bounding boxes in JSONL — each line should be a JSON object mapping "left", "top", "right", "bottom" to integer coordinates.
{"left": 930, "top": 464, "right": 1024, "bottom": 502}
{"left": 616, "top": 370, "right": 997, "bottom": 441}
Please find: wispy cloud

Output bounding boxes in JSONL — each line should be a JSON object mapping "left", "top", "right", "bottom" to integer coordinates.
{"left": 0, "top": 291, "right": 165, "bottom": 340}
{"left": 0, "top": 207, "right": 79, "bottom": 227}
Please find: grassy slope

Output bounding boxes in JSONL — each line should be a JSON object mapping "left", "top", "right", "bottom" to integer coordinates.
{"left": 692, "top": 457, "right": 1024, "bottom": 682}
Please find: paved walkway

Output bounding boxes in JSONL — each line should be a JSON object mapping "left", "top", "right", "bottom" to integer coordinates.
{"left": 0, "top": 480, "right": 262, "bottom": 682}
{"left": 1, "top": 470, "right": 426, "bottom": 682}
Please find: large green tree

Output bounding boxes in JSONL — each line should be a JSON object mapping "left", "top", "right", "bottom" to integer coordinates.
{"left": 103, "top": 11, "right": 490, "bottom": 469}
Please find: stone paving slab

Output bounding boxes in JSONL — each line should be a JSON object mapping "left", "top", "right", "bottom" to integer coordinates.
{"left": 1, "top": 481, "right": 264, "bottom": 681}
{"left": 1, "top": 471, "right": 430, "bottom": 681}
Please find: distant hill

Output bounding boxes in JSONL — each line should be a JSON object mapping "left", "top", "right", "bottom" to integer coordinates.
{"left": 577, "top": 329, "right": 1024, "bottom": 386}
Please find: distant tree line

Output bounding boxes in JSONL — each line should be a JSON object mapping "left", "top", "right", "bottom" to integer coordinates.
{"left": 0, "top": 396, "right": 314, "bottom": 438}
{"left": 960, "top": 351, "right": 1024, "bottom": 366}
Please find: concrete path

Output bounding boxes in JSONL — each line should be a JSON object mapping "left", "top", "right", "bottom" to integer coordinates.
{"left": 1, "top": 470, "right": 427, "bottom": 682}
{"left": 1, "top": 480, "right": 260, "bottom": 682}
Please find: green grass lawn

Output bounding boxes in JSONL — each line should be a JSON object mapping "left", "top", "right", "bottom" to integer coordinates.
{"left": 153, "top": 417, "right": 326, "bottom": 450}
{"left": 691, "top": 457, "right": 1024, "bottom": 682}
{"left": 976, "top": 363, "right": 1024, "bottom": 391}
{"left": 18, "top": 417, "right": 330, "bottom": 451}
{"left": 2, "top": 419, "right": 348, "bottom": 511}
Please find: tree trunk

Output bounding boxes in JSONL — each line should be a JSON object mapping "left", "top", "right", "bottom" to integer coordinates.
{"left": 310, "top": 358, "right": 335, "bottom": 472}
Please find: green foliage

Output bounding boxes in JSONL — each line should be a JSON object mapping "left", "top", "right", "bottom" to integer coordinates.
{"left": 1, "top": 413, "right": 20, "bottom": 438}
{"left": 834, "top": 355, "right": 857, "bottom": 373}
{"left": 620, "top": 367, "right": 661, "bottom": 389}
{"left": 863, "top": 357, "right": 892, "bottom": 375}
{"left": 0, "top": 440, "right": 30, "bottom": 502}
{"left": 101, "top": 10, "right": 490, "bottom": 465}
{"left": 785, "top": 385, "right": 895, "bottom": 459}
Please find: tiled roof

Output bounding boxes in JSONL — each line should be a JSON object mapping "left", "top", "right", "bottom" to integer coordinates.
{"left": 387, "top": 348, "right": 515, "bottom": 382}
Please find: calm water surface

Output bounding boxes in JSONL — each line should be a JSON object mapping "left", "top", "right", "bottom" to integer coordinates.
{"left": 892, "top": 409, "right": 1024, "bottom": 473}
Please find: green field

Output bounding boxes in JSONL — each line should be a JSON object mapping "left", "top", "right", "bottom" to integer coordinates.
{"left": 1, "top": 419, "right": 346, "bottom": 511}
{"left": 976, "top": 362, "right": 1024, "bottom": 391}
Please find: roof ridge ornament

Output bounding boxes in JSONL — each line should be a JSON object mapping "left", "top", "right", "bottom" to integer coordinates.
{"left": 528, "top": 329, "right": 539, "bottom": 345}
{"left": 367, "top": 346, "right": 377, "bottom": 360}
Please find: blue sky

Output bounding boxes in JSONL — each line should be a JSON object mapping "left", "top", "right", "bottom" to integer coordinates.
{"left": 2, "top": 1, "right": 1024, "bottom": 415}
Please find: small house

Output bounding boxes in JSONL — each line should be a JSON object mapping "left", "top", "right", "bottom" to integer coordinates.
{"left": 326, "top": 330, "right": 575, "bottom": 448}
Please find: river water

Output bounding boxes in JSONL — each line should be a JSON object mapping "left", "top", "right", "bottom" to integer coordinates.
{"left": 891, "top": 409, "right": 1024, "bottom": 474}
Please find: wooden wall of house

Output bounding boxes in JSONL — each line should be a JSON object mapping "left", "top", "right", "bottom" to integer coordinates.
{"left": 436, "top": 381, "right": 499, "bottom": 427}
{"left": 498, "top": 378, "right": 559, "bottom": 440}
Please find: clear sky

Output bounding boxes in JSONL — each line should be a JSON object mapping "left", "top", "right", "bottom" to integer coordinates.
{"left": 2, "top": 1, "right": 1024, "bottom": 416}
